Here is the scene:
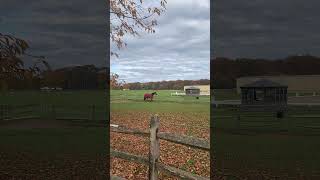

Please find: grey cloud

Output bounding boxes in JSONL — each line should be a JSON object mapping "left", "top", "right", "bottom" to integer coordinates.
{"left": 111, "top": 0, "right": 210, "bottom": 82}
{"left": 212, "top": 0, "right": 320, "bottom": 59}
{"left": 0, "top": 0, "right": 107, "bottom": 69}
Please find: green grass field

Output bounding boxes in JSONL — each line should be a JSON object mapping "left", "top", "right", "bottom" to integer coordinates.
{"left": 111, "top": 89, "right": 209, "bottom": 113}
{"left": 0, "top": 90, "right": 108, "bottom": 120}
{"left": 212, "top": 92, "right": 320, "bottom": 178}
{"left": 0, "top": 90, "right": 108, "bottom": 178}
{"left": 110, "top": 90, "right": 210, "bottom": 178}
{"left": 0, "top": 90, "right": 107, "bottom": 106}
{"left": 212, "top": 89, "right": 319, "bottom": 101}
{"left": 2, "top": 89, "right": 320, "bottom": 178}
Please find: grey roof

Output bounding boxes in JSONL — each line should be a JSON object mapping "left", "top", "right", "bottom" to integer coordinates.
{"left": 185, "top": 86, "right": 200, "bottom": 90}
{"left": 240, "top": 79, "right": 287, "bottom": 88}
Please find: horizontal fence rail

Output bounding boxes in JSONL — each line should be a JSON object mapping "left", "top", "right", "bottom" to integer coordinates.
{"left": 111, "top": 149, "right": 210, "bottom": 180}
{"left": 110, "top": 125, "right": 210, "bottom": 150}
{"left": 0, "top": 104, "right": 40, "bottom": 121}
{"left": 111, "top": 175, "right": 126, "bottom": 180}
{"left": 212, "top": 105, "right": 320, "bottom": 135}
{"left": 0, "top": 104, "right": 107, "bottom": 127}
{"left": 110, "top": 115, "right": 210, "bottom": 180}
{"left": 157, "top": 132, "right": 210, "bottom": 151}
{"left": 110, "top": 124, "right": 149, "bottom": 137}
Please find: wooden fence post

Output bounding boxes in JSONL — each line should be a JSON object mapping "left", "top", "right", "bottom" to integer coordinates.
{"left": 52, "top": 104, "right": 56, "bottom": 120}
{"left": 149, "top": 114, "right": 160, "bottom": 180}
{"left": 235, "top": 108, "right": 240, "bottom": 129}
{"left": 236, "top": 115, "right": 240, "bottom": 129}
{"left": 41, "top": 104, "right": 45, "bottom": 119}
{"left": 91, "top": 105, "right": 95, "bottom": 121}
{"left": 40, "top": 104, "right": 43, "bottom": 118}
{"left": 6, "top": 104, "right": 10, "bottom": 120}
{"left": 0, "top": 105, "right": 3, "bottom": 120}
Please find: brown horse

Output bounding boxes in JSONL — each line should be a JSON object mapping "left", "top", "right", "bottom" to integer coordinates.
{"left": 144, "top": 92, "right": 157, "bottom": 101}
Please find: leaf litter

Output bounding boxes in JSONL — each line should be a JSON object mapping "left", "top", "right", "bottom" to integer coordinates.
{"left": 111, "top": 111, "right": 210, "bottom": 179}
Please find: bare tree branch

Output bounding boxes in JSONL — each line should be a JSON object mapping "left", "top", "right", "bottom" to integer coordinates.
{"left": 110, "top": 0, "right": 167, "bottom": 57}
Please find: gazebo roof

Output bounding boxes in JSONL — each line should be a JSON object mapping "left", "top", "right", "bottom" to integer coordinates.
{"left": 240, "top": 79, "right": 287, "bottom": 88}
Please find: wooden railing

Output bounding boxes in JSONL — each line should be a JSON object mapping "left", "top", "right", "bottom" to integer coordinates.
{"left": 110, "top": 115, "right": 210, "bottom": 180}
{"left": 0, "top": 104, "right": 39, "bottom": 121}
{"left": 0, "top": 104, "right": 107, "bottom": 127}
{"left": 212, "top": 105, "right": 320, "bottom": 135}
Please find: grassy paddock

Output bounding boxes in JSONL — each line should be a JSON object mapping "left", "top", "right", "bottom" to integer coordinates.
{"left": 213, "top": 132, "right": 320, "bottom": 177}
{"left": 212, "top": 89, "right": 320, "bottom": 101}
{"left": 111, "top": 90, "right": 209, "bottom": 113}
{"left": 212, "top": 103, "right": 320, "bottom": 178}
{"left": 111, "top": 90, "right": 210, "bottom": 178}
{"left": 0, "top": 90, "right": 107, "bottom": 106}
{"left": 0, "top": 90, "right": 108, "bottom": 120}
{"left": 0, "top": 90, "right": 108, "bottom": 178}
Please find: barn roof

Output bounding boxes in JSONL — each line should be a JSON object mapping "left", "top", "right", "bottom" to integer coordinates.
{"left": 240, "top": 79, "right": 287, "bottom": 88}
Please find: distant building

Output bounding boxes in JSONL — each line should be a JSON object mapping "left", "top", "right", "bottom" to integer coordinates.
{"left": 240, "top": 79, "right": 288, "bottom": 106}
{"left": 184, "top": 85, "right": 210, "bottom": 95}
{"left": 185, "top": 86, "right": 200, "bottom": 96}
{"left": 236, "top": 75, "right": 320, "bottom": 94}
{"left": 239, "top": 79, "right": 288, "bottom": 117}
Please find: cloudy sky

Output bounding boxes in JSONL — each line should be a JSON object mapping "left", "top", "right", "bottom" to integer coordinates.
{"left": 0, "top": 0, "right": 107, "bottom": 69}
{"left": 213, "top": 0, "right": 320, "bottom": 59}
{"left": 111, "top": 0, "right": 210, "bottom": 83}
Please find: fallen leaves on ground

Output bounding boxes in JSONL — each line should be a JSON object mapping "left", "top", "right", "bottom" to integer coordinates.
{"left": 111, "top": 111, "right": 210, "bottom": 179}
{"left": 0, "top": 148, "right": 107, "bottom": 180}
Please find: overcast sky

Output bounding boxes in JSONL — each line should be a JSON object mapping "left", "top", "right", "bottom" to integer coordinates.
{"left": 111, "top": 0, "right": 210, "bottom": 83}
{"left": 213, "top": 0, "right": 320, "bottom": 59}
{"left": 0, "top": 0, "right": 106, "bottom": 69}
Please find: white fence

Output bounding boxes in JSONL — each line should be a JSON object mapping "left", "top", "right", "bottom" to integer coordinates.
{"left": 170, "top": 92, "right": 186, "bottom": 96}
{"left": 170, "top": 91, "right": 210, "bottom": 96}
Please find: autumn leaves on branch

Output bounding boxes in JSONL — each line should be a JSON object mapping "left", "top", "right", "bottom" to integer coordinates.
{"left": 0, "top": 33, "right": 49, "bottom": 87}
{"left": 0, "top": 33, "right": 30, "bottom": 79}
{"left": 110, "top": 0, "right": 167, "bottom": 57}
{"left": 110, "top": 0, "right": 167, "bottom": 88}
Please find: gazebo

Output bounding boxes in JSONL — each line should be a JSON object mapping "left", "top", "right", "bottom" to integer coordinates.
{"left": 240, "top": 79, "right": 288, "bottom": 110}
{"left": 185, "top": 86, "right": 200, "bottom": 96}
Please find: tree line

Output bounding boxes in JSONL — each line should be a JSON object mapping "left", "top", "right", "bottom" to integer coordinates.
{"left": 120, "top": 79, "right": 210, "bottom": 90}
{"left": 0, "top": 64, "right": 108, "bottom": 91}
{"left": 211, "top": 55, "right": 320, "bottom": 89}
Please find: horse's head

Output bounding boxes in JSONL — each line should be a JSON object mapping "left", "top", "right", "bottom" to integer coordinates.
{"left": 152, "top": 92, "right": 158, "bottom": 95}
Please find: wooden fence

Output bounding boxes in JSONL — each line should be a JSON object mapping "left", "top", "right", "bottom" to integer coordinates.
{"left": 110, "top": 115, "right": 210, "bottom": 180}
{"left": 0, "top": 104, "right": 39, "bottom": 121}
{"left": 0, "top": 104, "right": 107, "bottom": 127}
{"left": 212, "top": 104, "right": 320, "bottom": 135}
